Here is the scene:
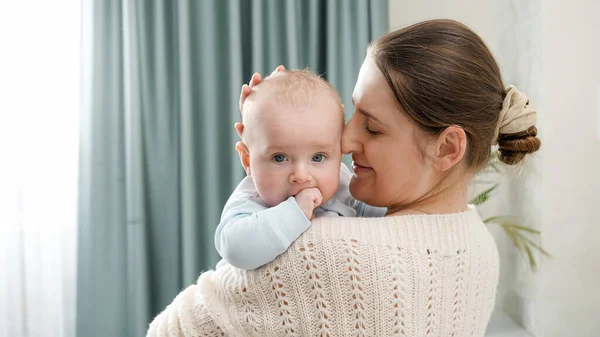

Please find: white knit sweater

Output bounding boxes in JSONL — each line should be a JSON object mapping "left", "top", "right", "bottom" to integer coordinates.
{"left": 147, "top": 207, "right": 499, "bottom": 337}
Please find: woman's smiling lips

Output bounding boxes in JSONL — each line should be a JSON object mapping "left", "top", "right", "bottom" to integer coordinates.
{"left": 352, "top": 161, "right": 373, "bottom": 175}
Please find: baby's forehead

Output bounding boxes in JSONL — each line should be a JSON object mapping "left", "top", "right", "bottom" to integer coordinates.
{"left": 244, "top": 93, "right": 343, "bottom": 127}
{"left": 257, "top": 124, "right": 343, "bottom": 154}
{"left": 244, "top": 100, "right": 344, "bottom": 151}
{"left": 242, "top": 70, "right": 344, "bottom": 142}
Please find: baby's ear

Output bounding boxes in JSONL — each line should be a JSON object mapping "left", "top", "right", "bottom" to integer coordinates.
{"left": 235, "top": 141, "right": 251, "bottom": 176}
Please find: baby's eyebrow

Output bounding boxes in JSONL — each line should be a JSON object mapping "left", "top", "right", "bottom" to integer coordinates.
{"left": 265, "top": 148, "right": 285, "bottom": 155}
{"left": 265, "top": 141, "right": 339, "bottom": 154}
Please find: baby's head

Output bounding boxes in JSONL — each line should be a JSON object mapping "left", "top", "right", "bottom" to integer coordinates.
{"left": 236, "top": 70, "right": 344, "bottom": 207}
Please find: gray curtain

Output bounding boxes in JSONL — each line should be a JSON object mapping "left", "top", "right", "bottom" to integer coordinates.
{"left": 77, "top": 1, "right": 388, "bottom": 336}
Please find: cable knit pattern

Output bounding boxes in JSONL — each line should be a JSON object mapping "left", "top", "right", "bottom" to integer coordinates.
{"left": 266, "top": 265, "right": 297, "bottom": 336}
{"left": 389, "top": 246, "right": 410, "bottom": 336}
{"left": 147, "top": 207, "right": 499, "bottom": 337}
{"left": 237, "top": 285, "right": 259, "bottom": 334}
{"left": 298, "top": 241, "right": 331, "bottom": 337}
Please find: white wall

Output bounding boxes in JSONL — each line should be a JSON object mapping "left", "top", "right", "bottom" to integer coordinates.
{"left": 538, "top": 0, "right": 600, "bottom": 336}
{"left": 389, "top": 1, "right": 600, "bottom": 336}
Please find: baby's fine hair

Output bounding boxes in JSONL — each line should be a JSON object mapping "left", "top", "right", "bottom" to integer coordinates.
{"left": 244, "top": 69, "right": 342, "bottom": 109}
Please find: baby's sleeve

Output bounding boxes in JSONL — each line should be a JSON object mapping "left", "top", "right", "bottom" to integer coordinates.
{"left": 354, "top": 201, "right": 387, "bottom": 217}
{"left": 215, "top": 177, "right": 311, "bottom": 270}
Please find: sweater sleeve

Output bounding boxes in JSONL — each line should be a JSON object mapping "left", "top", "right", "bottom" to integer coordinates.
{"left": 215, "top": 177, "right": 311, "bottom": 270}
{"left": 146, "top": 283, "right": 222, "bottom": 337}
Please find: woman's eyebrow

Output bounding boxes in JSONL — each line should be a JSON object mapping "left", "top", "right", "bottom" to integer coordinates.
{"left": 352, "top": 97, "right": 384, "bottom": 124}
{"left": 359, "top": 109, "right": 384, "bottom": 124}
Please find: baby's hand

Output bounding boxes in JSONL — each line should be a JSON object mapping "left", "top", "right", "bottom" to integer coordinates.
{"left": 295, "top": 188, "right": 323, "bottom": 220}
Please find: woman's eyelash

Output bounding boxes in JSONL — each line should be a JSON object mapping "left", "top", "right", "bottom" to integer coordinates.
{"left": 364, "top": 125, "right": 381, "bottom": 135}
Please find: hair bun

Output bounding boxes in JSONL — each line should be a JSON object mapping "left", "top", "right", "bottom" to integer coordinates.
{"left": 497, "top": 126, "right": 541, "bottom": 165}
{"left": 493, "top": 85, "right": 538, "bottom": 145}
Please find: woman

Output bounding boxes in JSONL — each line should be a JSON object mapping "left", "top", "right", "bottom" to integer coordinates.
{"left": 148, "top": 19, "right": 540, "bottom": 337}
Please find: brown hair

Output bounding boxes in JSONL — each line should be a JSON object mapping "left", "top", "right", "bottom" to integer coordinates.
{"left": 370, "top": 19, "right": 540, "bottom": 169}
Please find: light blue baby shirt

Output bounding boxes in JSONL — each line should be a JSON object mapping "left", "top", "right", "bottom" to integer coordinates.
{"left": 214, "top": 163, "right": 386, "bottom": 270}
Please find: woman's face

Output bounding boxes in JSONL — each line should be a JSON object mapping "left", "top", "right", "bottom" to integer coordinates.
{"left": 342, "top": 55, "right": 438, "bottom": 209}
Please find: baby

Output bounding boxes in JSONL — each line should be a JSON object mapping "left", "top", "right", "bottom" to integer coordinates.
{"left": 215, "top": 70, "right": 385, "bottom": 270}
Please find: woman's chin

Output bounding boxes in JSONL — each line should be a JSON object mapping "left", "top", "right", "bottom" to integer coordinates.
{"left": 349, "top": 178, "right": 372, "bottom": 203}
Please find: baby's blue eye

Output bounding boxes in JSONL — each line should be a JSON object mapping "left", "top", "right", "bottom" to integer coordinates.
{"left": 272, "top": 154, "right": 287, "bottom": 163}
{"left": 312, "top": 154, "right": 326, "bottom": 163}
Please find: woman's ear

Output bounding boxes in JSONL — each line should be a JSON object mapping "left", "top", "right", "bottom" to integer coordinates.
{"left": 235, "top": 141, "right": 251, "bottom": 176}
{"left": 432, "top": 126, "right": 467, "bottom": 172}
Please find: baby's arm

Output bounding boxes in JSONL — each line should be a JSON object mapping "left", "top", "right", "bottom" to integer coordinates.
{"left": 215, "top": 177, "right": 314, "bottom": 270}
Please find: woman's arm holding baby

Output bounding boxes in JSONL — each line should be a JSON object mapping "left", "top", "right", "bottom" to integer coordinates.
{"left": 147, "top": 283, "right": 221, "bottom": 336}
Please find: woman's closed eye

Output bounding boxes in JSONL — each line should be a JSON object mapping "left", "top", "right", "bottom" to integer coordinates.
{"left": 271, "top": 154, "right": 288, "bottom": 163}
{"left": 364, "top": 123, "right": 382, "bottom": 136}
{"left": 312, "top": 153, "right": 327, "bottom": 163}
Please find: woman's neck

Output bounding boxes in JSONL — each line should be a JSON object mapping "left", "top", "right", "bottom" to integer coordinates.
{"left": 386, "top": 175, "right": 470, "bottom": 216}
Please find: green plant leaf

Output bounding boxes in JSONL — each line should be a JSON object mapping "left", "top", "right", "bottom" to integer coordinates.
{"left": 503, "top": 226, "right": 538, "bottom": 271}
{"left": 513, "top": 231, "right": 552, "bottom": 257}
{"left": 472, "top": 179, "right": 496, "bottom": 185}
{"left": 469, "top": 184, "right": 499, "bottom": 205}
{"left": 524, "top": 244, "right": 538, "bottom": 272}
{"left": 473, "top": 148, "right": 551, "bottom": 272}
{"left": 489, "top": 162, "right": 502, "bottom": 173}
{"left": 500, "top": 225, "right": 523, "bottom": 251}
{"left": 483, "top": 215, "right": 518, "bottom": 224}
{"left": 489, "top": 217, "right": 550, "bottom": 271}
{"left": 487, "top": 152, "right": 501, "bottom": 172}
{"left": 503, "top": 224, "right": 541, "bottom": 235}
{"left": 484, "top": 216, "right": 541, "bottom": 235}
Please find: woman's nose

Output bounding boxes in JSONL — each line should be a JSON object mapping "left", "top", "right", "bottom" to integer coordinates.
{"left": 289, "top": 165, "right": 312, "bottom": 184}
{"left": 341, "top": 115, "right": 360, "bottom": 154}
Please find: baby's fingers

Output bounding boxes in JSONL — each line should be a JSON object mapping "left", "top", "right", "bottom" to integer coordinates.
{"left": 248, "top": 72, "right": 262, "bottom": 88}
{"left": 239, "top": 84, "right": 251, "bottom": 113}
{"left": 239, "top": 73, "right": 263, "bottom": 113}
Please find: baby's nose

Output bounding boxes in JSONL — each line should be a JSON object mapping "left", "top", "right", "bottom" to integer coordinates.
{"left": 289, "top": 166, "right": 312, "bottom": 184}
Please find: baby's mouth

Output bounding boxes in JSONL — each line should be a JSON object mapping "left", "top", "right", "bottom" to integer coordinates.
{"left": 290, "top": 184, "right": 317, "bottom": 197}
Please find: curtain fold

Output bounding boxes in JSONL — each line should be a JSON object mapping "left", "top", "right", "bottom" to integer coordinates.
{"left": 78, "top": 0, "right": 128, "bottom": 335}
{"left": 78, "top": 1, "right": 388, "bottom": 336}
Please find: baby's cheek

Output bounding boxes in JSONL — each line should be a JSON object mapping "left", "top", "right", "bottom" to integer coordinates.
{"left": 255, "top": 172, "right": 290, "bottom": 207}
{"left": 319, "top": 167, "right": 342, "bottom": 203}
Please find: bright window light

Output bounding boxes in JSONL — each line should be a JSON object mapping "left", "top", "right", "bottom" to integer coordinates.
{"left": 0, "top": 1, "right": 80, "bottom": 336}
